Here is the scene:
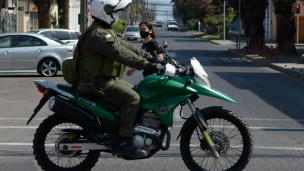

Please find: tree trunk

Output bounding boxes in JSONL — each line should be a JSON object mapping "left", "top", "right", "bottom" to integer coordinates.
{"left": 273, "top": 0, "right": 297, "bottom": 55}
{"left": 58, "top": 0, "right": 69, "bottom": 29}
{"left": 33, "top": 0, "right": 54, "bottom": 28}
{"left": 0, "top": 0, "right": 5, "bottom": 8}
{"left": 244, "top": 0, "right": 268, "bottom": 43}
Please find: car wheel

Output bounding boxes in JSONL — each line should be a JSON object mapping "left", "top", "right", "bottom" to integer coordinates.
{"left": 38, "top": 58, "right": 59, "bottom": 77}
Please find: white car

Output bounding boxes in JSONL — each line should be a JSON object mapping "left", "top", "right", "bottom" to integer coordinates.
{"left": 0, "top": 33, "right": 75, "bottom": 77}
{"left": 168, "top": 22, "right": 178, "bottom": 31}
{"left": 28, "top": 29, "right": 80, "bottom": 44}
{"left": 123, "top": 26, "right": 143, "bottom": 43}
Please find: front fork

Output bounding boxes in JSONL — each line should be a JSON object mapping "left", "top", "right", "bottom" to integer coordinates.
{"left": 186, "top": 98, "right": 220, "bottom": 159}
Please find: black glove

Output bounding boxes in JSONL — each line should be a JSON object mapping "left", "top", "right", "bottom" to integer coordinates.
{"left": 149, "top": 56, "right": 164, "bottom": 63}
{"left": 148, "top": 63, "right": 165, "bottom": 73}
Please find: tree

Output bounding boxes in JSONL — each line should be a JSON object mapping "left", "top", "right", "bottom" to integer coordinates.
{"left": 243, "top": 0, "right": 268, "bottom": 43}
{"left": 204, "top": 7, "right": 237, "bottom": 37}
{"left": 57, "top": 0, "right": 69, "bottom": 29}
{"left": 272, "top": 0, "right": 297, "bottom": 55}
{"left": 186, "top": 18, "right": 198, "bottom": 29}
{"left": 33, "top": 0, "right": 54, "bottom": 28}
{"left": 179, "top": 0, "right": 222, "bottom": 23}
{"left": 113, "top": 18, "right": 126, "bottom": 34}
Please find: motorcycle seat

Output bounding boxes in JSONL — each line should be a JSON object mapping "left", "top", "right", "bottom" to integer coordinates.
{"left": 57, "top": 84, "right": 120, "bottom": 113}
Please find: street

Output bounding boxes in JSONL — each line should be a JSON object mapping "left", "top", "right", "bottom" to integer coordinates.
{"left": 1, "top": 24, "right": 304, "bottom": 171}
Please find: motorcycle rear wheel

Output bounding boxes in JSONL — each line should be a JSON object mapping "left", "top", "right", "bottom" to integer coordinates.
{"left": 33, "top": 113, "right": 100, "bottom": 171}
{"left": 180, "top": 110, "right": 253, "bottom": 171}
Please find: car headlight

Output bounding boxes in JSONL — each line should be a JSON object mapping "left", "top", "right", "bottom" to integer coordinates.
{"left": 136, "top": 34, "right": 139, "bottom": 36}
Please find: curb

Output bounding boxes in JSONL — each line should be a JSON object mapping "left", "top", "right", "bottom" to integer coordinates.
{"left": 228, "top": 49, "right": 304, "bottom": 81}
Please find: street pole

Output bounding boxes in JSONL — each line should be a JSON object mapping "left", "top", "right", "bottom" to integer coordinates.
{"left": 238, "top": 0, "right": 241, "bottom": 49}
{"left": 80, "top": 0, "right": 88, "bottom": 32}
{"left": 223, "top": 0, "right": 225, "bottom": 43}
{"left": 16, "top": 0, "right": 18, "bottom": 32}
{"left": 126, "top": 5, "right": 130, "bottom": 26}
{"left": 297, "top": 13, "right": 299, "bottom": 44}
{"left": 132, "top": 0, "right": 135, "bottom": 25}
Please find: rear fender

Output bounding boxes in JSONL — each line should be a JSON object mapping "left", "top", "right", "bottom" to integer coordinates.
{"left": 176, "top": 106, "right": 223, "bottom": 140}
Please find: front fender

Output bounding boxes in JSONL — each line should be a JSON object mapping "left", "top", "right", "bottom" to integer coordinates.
{"left": 176, "top": 106, "right": 223, "bottom": 140}
{"left": 191, "top": 82, "right": 237, "bottom": 104}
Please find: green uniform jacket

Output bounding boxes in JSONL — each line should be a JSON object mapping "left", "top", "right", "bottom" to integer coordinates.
{"left": 74, "top": 21, "right": 152, "bottom": 79}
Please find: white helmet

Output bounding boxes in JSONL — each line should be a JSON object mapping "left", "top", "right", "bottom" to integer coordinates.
{"left": 91, "top": 0, "right": 131, "bottom": 26}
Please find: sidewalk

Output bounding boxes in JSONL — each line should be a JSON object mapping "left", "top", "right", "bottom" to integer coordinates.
{"left": 190, "top": 32, "right": 304, "bottom": 81}
{"left": 228, "top": 49, "right": 304, "bottom": 81}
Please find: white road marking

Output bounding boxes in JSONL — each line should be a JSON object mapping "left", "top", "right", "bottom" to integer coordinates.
{"left": 0, "top": 118, "right": 44, "bottom": 120}
{"left": 172, "top": 125, "right": 304, "bottom": 130}
{"left": 0, "top": 142, "right": 303, "bottom": 151}
{"left": 1, "top": 125, "right": 304, "bottom": 131}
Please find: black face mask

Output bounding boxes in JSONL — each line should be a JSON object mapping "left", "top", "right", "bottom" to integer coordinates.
{"left": 140, "top": 31, "right": 150, "bottom": 38}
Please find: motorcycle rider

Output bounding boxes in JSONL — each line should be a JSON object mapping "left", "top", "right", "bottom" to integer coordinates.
{"left": 73, "top": 0, "right": 164, "bottom": 157}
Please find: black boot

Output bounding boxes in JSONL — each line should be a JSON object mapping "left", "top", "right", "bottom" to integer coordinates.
{"left": 114, "top": 136, "right": 147, "bottom": 157}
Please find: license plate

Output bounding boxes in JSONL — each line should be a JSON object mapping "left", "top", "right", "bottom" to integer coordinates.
{"left": 129, "top": 38, "right": 135, "bottom": 40}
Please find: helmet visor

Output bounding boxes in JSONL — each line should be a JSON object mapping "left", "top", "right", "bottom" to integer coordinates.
{"left": 113, "top": 0, "right": 132, "bottom": 12}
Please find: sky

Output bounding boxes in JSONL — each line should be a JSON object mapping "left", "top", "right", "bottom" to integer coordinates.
{"left": 146, "top": 0, "right": 174, "bottom": 20}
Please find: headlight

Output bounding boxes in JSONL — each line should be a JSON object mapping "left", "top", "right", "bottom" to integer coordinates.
{"left": 136, "top": 34, "right": 139, "bottom": 36}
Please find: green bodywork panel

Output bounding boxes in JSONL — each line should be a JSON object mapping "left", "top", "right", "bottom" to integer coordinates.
{"left": 137, "top": 76, "right": 237, "bottom": 127}
{"left": 70, "top": 96, "right": 117, "bottom": 121}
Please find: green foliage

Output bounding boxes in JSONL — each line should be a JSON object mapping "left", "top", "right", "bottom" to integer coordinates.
{"left": 135, "top": 4, "right": 142, "bottom": 14}
{"left": 51, "top": 13, "right": 60, "bottom": 29}
{"left": 186, "top": 18, "right": 198, "bottom": 28}
{"left": 203, "top": 7, "right": 237, "bottom": 31}
{"left": 113, "top": 18, "right": 126, "bottom": 34}
{"left": 179, "top": 0, "right": 221, "bottom": 22}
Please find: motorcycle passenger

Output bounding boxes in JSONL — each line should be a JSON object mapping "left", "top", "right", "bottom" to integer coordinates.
{"left": 126, "top": 21, "right": 164, "bottom": 78}
{"left": 73, "top": 0, "right": 164, "bottom": 157}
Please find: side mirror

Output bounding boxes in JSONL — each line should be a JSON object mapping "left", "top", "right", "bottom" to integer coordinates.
{"left": 162, "top": 40, "right": 168, "bottom": 49}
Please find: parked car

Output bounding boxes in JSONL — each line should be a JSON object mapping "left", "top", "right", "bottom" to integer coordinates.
{"left": 151, "top": 21, "right": 157, "bottom": 26}
{"left": 168, "top": 22, "right": 178, "bottom": 31}
{"left": 123, "top": 26, "right": 142, "bottom": 42}
{"left": 0, "top": 33, "right": 75, "bottom": 77}
{"left": 156, "top": 21, "right": 162, "bottom": 28}
{"left": 28, "top": 29, "right": 80, "bottom": 43}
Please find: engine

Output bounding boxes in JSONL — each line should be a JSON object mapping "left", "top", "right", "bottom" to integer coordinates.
{"left": 141, "top": 110, "right": 162, "bottom": 131}
{"left": 132, "top": 111, "right": 162, "bottom": 150}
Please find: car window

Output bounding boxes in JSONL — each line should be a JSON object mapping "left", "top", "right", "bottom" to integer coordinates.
{"left": 28, "top": 30, "right": 39, "bottom": 33}
{"left": 0, "top": 36, "right": 14, "bottom": 48}
{"left": 16, "top": 35, "right": 47, "bottom": 47}
{"left": 54, "top": 31, "right": 70, "bottom": 40}
{"left": 43, "top": 35, "right": 67, "bottom": 45}
{"left": 37, "top": 38, "right": 48, "bottom": 46}
{"left": 70, "top": 31, "right": 79, "bottom": 39}
{"left": 169, "top": 23, "right": 177, "bottom": 25}
{"left": 157, "top": 22, "right": 162, "bottom": 24}
{"left": 40, "top": 31, "right": 53, "bottom": 37}
{"left": 126, "top": 27, "right": 139, "bottom": 32}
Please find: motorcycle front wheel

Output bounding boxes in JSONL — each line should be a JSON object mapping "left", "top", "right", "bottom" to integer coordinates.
{"left": 180, "top": 110, "right": 253, "bottom": 171}
{"left": 33, "top": 113, "right": 100, "bottom": 171}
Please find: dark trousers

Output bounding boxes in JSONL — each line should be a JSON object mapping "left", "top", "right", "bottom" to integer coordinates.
{"left": 77, "top": 77, "right": 140, "bottom": 137}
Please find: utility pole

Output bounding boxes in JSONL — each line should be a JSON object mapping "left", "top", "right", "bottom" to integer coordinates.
{"left": 238, "top": 0, "right": 241, "bottom": 49}
{"left": 126, "top": 5, "right": 130, "bottom": 26}
{"left": 223, "top": 0, "right": 226, "bottom": 43}
{"left": 80, "top": 0, "right": 88, "bottom": 32}
{"left": 142, "top": 0, "right": 145, "bottom": 22}
{"left": 132, "top": 0, "right": 135, "bottom": 25}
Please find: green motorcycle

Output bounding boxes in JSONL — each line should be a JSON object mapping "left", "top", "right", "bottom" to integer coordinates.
{"left": 28, "top": 41, "right": 252, "bottom": 171}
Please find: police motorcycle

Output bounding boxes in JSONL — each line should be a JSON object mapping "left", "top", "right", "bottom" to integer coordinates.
{"left": 27, "top": 39, "right": 253, "bottom": 171}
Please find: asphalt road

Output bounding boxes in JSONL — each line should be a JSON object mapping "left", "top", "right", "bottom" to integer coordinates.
{"left": 0, "top": 24, "right": 304, "bottom": 171}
